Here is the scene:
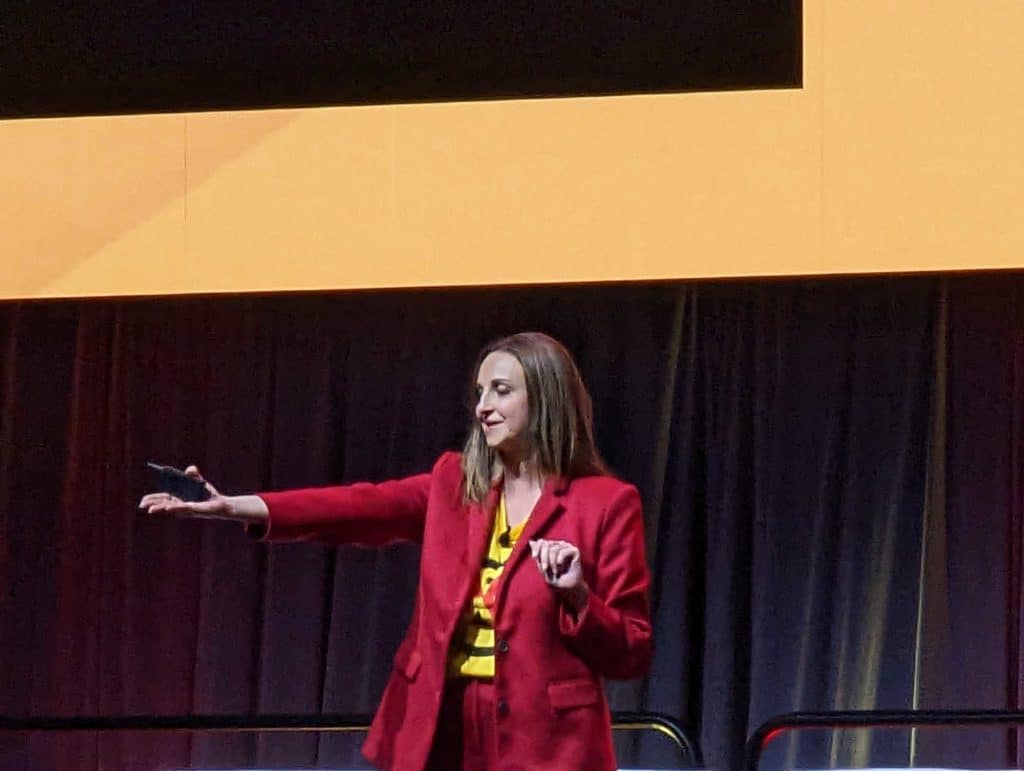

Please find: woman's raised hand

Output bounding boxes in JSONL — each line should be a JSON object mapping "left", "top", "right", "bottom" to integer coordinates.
{"left": 139, "top": 465, "right": 229, "bottom": 519}
{"left": 529, "top": 538, "right": 590, "bottom": 613}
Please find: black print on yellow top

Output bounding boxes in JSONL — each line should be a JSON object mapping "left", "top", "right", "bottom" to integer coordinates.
{"left": 448, "top": 496, "right": 525, "bottom": 678}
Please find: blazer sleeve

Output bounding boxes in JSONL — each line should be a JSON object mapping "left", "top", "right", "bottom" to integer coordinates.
{"left": 252, "top": 461, "right": 443, "bottom": 546}
{"left": 558, "top": 484, "right": 653, "bottom": 680}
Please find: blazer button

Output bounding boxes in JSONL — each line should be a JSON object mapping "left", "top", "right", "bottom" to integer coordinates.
{"left": 496, "top": 638, "right": 510, "bottom": 655}
{"left": 496, "top": 699, "right": 509, "bottom": 716}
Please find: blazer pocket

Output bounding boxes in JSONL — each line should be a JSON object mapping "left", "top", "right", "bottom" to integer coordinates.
{"left": 393, "top": 645, "right": 422, "bottom": 682}
{"left": 547, "top": 677, "right": 600, "bottom": 711}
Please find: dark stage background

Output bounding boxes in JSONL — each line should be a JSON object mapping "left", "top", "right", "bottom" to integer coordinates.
{"left": 0, "top": 274, "right": 1022, "bottom": 770}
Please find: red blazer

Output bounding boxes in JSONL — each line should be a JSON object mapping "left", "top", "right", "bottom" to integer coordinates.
{"left": 259, "top": 452, "right": 652, "bottom": 771}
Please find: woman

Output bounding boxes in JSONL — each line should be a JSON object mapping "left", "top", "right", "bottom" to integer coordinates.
{"left": 140, "top": 332, "right": 652, "bottom": 771}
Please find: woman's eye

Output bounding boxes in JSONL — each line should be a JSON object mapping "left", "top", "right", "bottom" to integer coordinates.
{"left": 495, "top": 386, "right": 510, "bottom": 396}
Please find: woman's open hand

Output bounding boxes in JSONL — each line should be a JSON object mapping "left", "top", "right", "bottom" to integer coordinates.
{"left": 138, "top": 465, "right": 232, "bottom": 520}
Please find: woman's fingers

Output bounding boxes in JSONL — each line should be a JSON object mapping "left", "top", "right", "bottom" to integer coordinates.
{"left": 139, "top": 492, "right": 178, "bottom": 509}
{"left": 549, "top": 543, "right": 579, "bottom": 576}
{"left": 529, "top": 539, "right": 549, "bottom": 577}
{"left": 540, "top": 540, "right": 554, "bottom": 577}
{"left": 529, "top": 539, "right": 581, "bottom": 582}
{"left": 553, "top": 543, "right": 578, "bottom": 571}
{"left": 138, "top": 491, "right": 219, "bottom": 518}
{"left": 140, "top": 494, "right": 188, "bottom": 511}
{"left": 184, "top": 464, "right": 222, "bottom": 497}
{"left": 139, "top": 492, "right": 187, "bottom": 514}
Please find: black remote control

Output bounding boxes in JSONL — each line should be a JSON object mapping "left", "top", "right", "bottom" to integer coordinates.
{"left": 146, "top": 462, "right": 212, "bottom": 502}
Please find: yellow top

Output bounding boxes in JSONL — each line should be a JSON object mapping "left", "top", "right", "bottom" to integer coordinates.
{"left": 447, "top": 495, "right": 525, "bottom": 678}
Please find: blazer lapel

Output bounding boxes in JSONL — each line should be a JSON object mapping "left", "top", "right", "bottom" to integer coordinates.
{"left": 462, "top": 483, "right": 502, "bottom": 604}
{"left": 493, "top": 476, "right": 568, "bottom": 609}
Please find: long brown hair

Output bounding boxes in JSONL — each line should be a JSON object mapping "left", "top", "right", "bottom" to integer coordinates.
{"left": 461, "top": 332, "right": 608, "bottom": 502}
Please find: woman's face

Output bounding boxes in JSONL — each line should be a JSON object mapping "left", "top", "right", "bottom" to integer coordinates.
{"left": 475, "top": 351, "right": 530, "bottom": 459}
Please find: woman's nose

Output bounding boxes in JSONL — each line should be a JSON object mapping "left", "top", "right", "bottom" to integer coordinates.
{"left": 475, "top": 392, "right": 491, "bottom": 416}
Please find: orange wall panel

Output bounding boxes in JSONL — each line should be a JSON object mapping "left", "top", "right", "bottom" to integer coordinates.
{"left": 1, "top": 0, "right": 1021, "bottom": 299}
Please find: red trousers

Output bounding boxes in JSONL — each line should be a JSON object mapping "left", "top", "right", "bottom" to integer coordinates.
{"left": 425, "top": 678, "right": 499, "bottom": 771}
